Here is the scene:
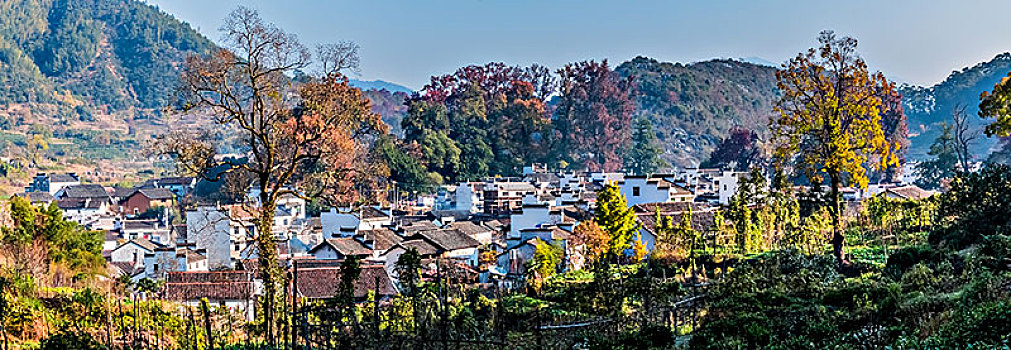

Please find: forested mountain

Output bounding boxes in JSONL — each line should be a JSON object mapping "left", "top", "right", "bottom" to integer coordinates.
{"left": 616, "top": 56, "right": 780, "bottom": 166}
{"left": 900, "top": 53, "right": 1011, "bottom": 159}
{"left": 0, "top": 0, "right": 213, "bottom": 111}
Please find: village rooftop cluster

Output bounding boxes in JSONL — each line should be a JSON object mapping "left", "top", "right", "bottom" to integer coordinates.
{"left": 14, "top": 163, "right": 938, "bottom": 321}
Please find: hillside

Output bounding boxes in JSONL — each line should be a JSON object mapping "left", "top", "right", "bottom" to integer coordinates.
{"left": 900, "top": 53, "right": 1011, "bottom": 159}
{"left": 0, "top": 0, "right": 214, "bottom": 193}
{"left": 0, "top": 0, "right": 214, "bottom": 110}
{"left": 616, "top": 56, "right": 780, "bottom": 167}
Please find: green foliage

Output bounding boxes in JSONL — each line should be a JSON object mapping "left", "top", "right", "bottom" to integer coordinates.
{"left": 3, "top": 196, "right": 105, "bottom": 273}
{"left": 915, "top": 123, "right": 959, "bottom": 189}
{"left": 0, "top": 0, "right": 213, "bottom": 107}
{"left": 933, "top": 165, "right": 1011, "bottom": 248}
{"left": 624, "top": 117, "right": 667, "bottom": 174}
{"left": 529, "top": 239, "right": 563, "bottom": 279}
{"left": 394, "top": 248, "right": 422, "bottom": 297}
{"left": 377, "top": 135, "right": 433, "bottom": 192}
{"left": 40, "top": 331, "right": 106, "bottom": 350}
{"left": 594, "top": 182, "right": 640, "bottom": 257}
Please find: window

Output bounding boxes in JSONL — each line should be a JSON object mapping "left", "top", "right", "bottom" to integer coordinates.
{"left": 633, "top": 187, "right": 640, "bottom": 196}
{"left": 154, "top": 263, "right": 159, "bottom": 272}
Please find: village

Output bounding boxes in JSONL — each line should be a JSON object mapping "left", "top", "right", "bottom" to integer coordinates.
{"left": 11, "top": 161, "right": 939, "bottom": 323}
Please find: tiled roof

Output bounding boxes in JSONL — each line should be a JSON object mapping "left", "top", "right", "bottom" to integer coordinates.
{"left": 119, "top": 238, "right": 160, "bottom": 252}
{"left": 16, "top": 191, "right": 55, "bottom": 203}
{"left": 165, "top": 282, "right": 253, "bottom": 300}
{"left": 49, "top": 173, "right": 79, "bottom": 183}
{"left": 164, "top": 271, "right": 254, "bottom": 301}
{"left": 166, "top": 270, "right": 253, "bottom": 284}
{"left": 448, "top": 221, "right": 492, "bottom": 236}
{"left": 293, "top": 265, "right": 397, "bottom": 299}
{"left": 136, "top": 188, "right": 176, "bottom": 200}
{"left": 414, "top": 229, "right": 480, "bottom": 251}
{"left": 123, "top": 219, "right": 162, "bottom": 231}
{"left": 111, "top": 187, "right": 137, "bottom": 198}
{"left": 430, "top": 210, "right": 471, "bottom": 221}
{"left": 494, "top": 182, "right": 537, "bottom": 192}
{"left": 885, "top": 185, "right": 935, "bottom": 200}
{"left": 360, "top": 206, "right": 390, "bottom": 220}
{"left": 152, "top": 177, "right": 195, "bottom": 186}
{"left": 310, "top": 238, "right": 372, "bottom": 257}
{"left": 60, "top": 184, "right": 110, "bottom": 199}
{"left": 396, "top": 240, "right": 441, "bottom": 256}
{"left": 57, "top": 198, "right": 105, "bottom": 210}
{"left": 360, "top": 229, "right": 402, "bottom": 251}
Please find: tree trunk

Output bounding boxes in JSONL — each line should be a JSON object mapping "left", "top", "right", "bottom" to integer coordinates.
{"left": 256, "top": 202, "right": 280, "bottom": 344}
{"left": 829, "top": 171, "right": 845, "bottom": 265}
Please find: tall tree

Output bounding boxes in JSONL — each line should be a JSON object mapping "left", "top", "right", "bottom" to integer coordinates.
{"left": 555, "top": 60, "right": 636, "bottom": 172}
{"left": 771, "top": 31, "right": 901, "bottom": 264}
{"left": 701, "top": 127, "right": 762, "bottom": 170}
{"left": 950, "top": 104, "right": 980, "bottom": 173}
{"left": 594, "top": 182, "right": 640, "bottom": 258}
{"left": 157, "top": 7, "right": 387, "bottom": 339}
{"left": 915, "top": 123, "right": 959, "bottom": 190}
{"left": 624, "top": 117, "right": 667, "bottom": 174}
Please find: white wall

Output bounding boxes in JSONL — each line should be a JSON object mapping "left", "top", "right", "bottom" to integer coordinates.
{"left": 110, "top": 243, "right": 149, "bottom": 267}
{"left": 716, "top": 171, "right": 744, "bottom": 205}
{"left": 456, "top": 183, "right": 479, "bottom": 213}
{"left": 620, "top": 178, "right": 672, "bottom": 207}
{"left": 186, "top": 207, "right": 235, "bottom": 269}
{"left": 509, "top": 205, "right": 552, "bottom": 239}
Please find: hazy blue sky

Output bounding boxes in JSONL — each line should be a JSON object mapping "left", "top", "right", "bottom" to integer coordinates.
{"left": 147, "top": 0, "right": 1011, "bottom": 90}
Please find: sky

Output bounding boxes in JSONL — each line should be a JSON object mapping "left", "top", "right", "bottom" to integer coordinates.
{"left": 146, "top": 0, "right": 1011, "bottom": 90}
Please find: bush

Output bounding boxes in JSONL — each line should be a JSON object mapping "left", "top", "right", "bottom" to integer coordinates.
{"left": 40, "top": 331, "right": 106, "bottom": 350}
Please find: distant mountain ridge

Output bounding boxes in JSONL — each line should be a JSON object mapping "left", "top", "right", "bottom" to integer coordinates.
{"left": 350, "top": 79, "right": 414, "bottom": 94}
{"left": 900, "top": 52, "right": 1011, "bottom": 159}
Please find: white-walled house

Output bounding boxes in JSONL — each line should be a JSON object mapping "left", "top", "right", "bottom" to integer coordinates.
{"left": 455, "top": 182, "right": 485, "bottom": 213}
{"left": 715, "top": 171, "right": 750, "bottom": 205}
{"left": 185, "top": 206, "right": 253, "bottom": 270}
{"left": 27, "top": 173, "right": 80, "bottom": 195}
{"left": 618, "top": 175, "right": 694, "bottom": 207}
{"left": 164, "top": 271, "right": 258, "bottom": 321}
{"left": 142, "top": 247, "right": 209, "bottom": 280}
{"left": 320, "top": 206, "right": 392, "bottom": 238}
{"left": 508, "top": 203, "right": 562, "bottom": 239}
{"left": 109, "top": 239, "right": 159, "bottom": 269}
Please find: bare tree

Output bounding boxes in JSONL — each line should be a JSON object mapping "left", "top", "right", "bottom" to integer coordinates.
{"left": 155, "top": 6, "right": 387, "bottom": 340}
{"left": 951, "top": 103, "right": 980, "bottom": 173}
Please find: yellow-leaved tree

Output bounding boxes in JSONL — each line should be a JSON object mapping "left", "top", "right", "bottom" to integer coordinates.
{"left": 771, "top": 31, "right": 901, "bottom": 264}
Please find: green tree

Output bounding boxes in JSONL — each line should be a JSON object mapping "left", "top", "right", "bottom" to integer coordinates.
{"left": 377, "top": 135, "right": 432, "bottom": 193}
{"left": 771, "top": 31, "right": 901, "bottom": 264}
{"left": 594, "top": 182, "right": 640, "bottom": 258}
{"left": 624, "top": 117, "right": 667, "bottom": 174}
{"left": 915, "top": 123, "right": 959, "bottom": 190}
{"left": 528, "top": 239, "right": 562, "bottom": 279}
